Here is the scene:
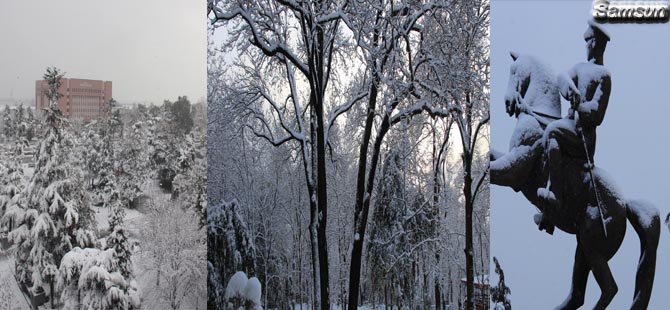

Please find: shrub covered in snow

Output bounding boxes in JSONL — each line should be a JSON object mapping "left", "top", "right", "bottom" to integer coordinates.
{"left": 58, "top": 247, "right": 140, "bottom": 310}
{"left": 224, "top": 271, "right": 263, "bottom": 310}
{"left": 244, "top": 277, "right": 262, "bottom": 307}
{"left": 224, "top": 271, "right": 248, "bottom": 300}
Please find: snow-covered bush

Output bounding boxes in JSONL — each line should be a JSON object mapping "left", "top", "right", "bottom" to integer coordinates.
{"left": 58, "top": 247, "right": 140, "bottom": 310}
{"left": 224, "top": 271, "right": 263, "bottom": 310}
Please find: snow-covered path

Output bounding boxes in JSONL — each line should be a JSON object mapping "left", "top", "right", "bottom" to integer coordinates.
{"left": 0, "top": 256, "right": 31, "bottom": 310}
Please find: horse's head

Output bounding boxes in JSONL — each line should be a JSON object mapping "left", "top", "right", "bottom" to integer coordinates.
{"left": 504, "top": 52, "right": 561, "bottom": 118}
{"left": 505, "top": 52, "right": 531, "bottom": 117}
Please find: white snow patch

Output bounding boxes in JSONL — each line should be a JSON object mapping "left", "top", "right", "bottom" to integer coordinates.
{"left": 592, "top": 167, "right": 623, "bottom": 199}
{"left": 505, "top": 54, "right": 561, "bottom": 118}
{"left": 628, "top": 199, "right": 660, "bottom": 229}
{"left": 586, "top": 205, "right": 599, "bottom": 220}
{"left": 244, "top": 277, "right": 262, "bottom": 306}
{"left": 225, "top": 271, "right": 248, "bottom": 300}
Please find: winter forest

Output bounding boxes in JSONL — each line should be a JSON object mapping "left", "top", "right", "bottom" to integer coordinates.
{"left": 0, "top": 68, "right": 206, "bottom": 309}
{"left": 207, "top": 0, "right": 490, "bottom": 309}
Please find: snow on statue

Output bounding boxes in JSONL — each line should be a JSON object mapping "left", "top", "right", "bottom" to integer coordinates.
{"left": 490, "top": 21, "right": 660, "bottom": 310}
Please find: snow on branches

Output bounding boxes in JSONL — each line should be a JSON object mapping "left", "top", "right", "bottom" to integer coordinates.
{"left": 4, "top": 68, "right": 96, "bottom": 293}
{"left": 58, "top": 247, "right": 140, "bottom": 310}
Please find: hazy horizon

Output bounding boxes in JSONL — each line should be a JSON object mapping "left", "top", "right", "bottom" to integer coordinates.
{"left": 0, "top": 1, "right": 206, "bottom": 105}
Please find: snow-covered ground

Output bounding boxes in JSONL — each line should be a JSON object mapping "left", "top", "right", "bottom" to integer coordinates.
{"left": 0, "top": 256, "right": 31, "bottom": 310}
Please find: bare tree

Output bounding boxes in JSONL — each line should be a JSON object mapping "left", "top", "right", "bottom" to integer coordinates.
{"left": 417, "top": 1, "right": 490, "bottom": 308}
{"left": 208, "top": 1, "right": 368, "bottom": 308}
{"left": 208, "top": 1, "right": 490, "bottom": 309}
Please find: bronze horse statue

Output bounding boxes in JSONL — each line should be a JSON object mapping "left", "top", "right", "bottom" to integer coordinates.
{"left": 491, "top": 53, "right": 660, "bottom": 310}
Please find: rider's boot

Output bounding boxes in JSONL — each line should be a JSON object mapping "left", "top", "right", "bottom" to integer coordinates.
{"left": 533, "top": 212, "right": 555, "bottom": 235}
{"left": 535, "top": 138, "right": 562, "bottom": 235}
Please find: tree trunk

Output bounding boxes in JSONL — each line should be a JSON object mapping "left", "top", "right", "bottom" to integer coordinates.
{"left": 312, "top": 18, "right": 331, "bottom": 310}
{"left": 50, "top": 279, "right": 54, "bottom": 308}
{"left": 464, "top": 153, "right": 475, "bottom": 310}
{"left": 309, "top": 209, "right": 320, "bottom": 310}
{"left": 435, "top": 279, "right": 441, "bottom": 310}
{"left": 308, "top": 107, "right": 321, "bottom": 310}
{"left": 347, "top": 65, "right": 383, "bottom": 309}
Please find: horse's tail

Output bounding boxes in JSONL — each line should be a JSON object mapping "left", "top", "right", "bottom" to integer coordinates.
{"left": 626, "top": 199, "right": 661, "bottom": 310}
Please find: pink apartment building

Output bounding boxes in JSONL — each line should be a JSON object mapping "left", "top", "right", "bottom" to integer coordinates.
{"left": 35, "top": 78, "right": 112, "bottom": 121}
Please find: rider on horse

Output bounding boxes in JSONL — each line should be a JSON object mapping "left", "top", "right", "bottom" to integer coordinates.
{"left": 535, "top": 21, "right": 612, "bottom": 234}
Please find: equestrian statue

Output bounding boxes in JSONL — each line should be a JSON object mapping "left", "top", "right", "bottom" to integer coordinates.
{"left": 490, "top": 21, "right": 660, "bottom": 310}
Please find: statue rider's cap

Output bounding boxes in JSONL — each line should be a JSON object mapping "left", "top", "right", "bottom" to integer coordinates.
{"left": 584, "top": 20, "right": 610, "bottom": 43}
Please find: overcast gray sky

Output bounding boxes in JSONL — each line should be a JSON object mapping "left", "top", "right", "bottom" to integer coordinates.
{"left": 0, "top": 0, "right": 205, "bottom": 105}
{"left": 491, "top": 1, "right": 670, "bottom": 309}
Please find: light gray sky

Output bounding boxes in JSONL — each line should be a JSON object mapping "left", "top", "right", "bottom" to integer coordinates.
{"left": 0, "top": 0, "right": 206, "bottom": 105}
{"left": 491, "top": 1, "right": 670, "bottom": 309}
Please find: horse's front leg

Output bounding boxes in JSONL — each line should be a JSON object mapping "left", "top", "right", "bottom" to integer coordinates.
{"left": 555, "top": 242, "right": 590, "bottom": 310}
{"left": 490, "top": 140, "right": 542, "bottom": 190}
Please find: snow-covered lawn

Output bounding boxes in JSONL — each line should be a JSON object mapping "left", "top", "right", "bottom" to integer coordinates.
{"left": 93, "top": 205, "right": 144, "bottom": 238}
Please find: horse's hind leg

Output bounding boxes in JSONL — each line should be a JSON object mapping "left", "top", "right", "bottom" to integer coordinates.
{"left": 585, "top": 250, "right": 618, "bottom": 310}
{"left": 627, "top": 200, "right": 660, "bottom": 310}
{"left": 556, "top": 244, "right": 589, "bottom": 310}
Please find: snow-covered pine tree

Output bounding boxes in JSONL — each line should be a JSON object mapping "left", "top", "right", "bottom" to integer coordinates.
{"left": 79, "top": 103, "right": 116, "bottom": 207}
{"left": 150, "top": 100, "right": 186, "bottom": 192}
{"left": 367, "top": 150, "right": 407, "bottom": 303}
{"left": 0, "top": 141, "right": 26, "bottom": 233}
{"left": 115, "top": 109, "right": 155, "bottom": 208}
{"left": 2, "top": 105, "right": 13, "bottom": 139}
{"left": 106, "top": 205, "right": 133, "bottom": 278}
{"left": 366, "top": 145, "right": 439, "bottom": 308}
{"left": 208, "top": 199, "right": 257, "bottom": 310}
{"left": 96, "top": 99, "right": 118, "bottom": 206}
{"left": 24, "top": 106, "right": 36, "bottom": 141}
{"left": 491, "top": 256, "right": 512, "bottom": 310}
{"left": 16, "top": 104, "right": 28, "bottom": 139}
{"left": 58, "top": 185, "right": 138, "bottom": 310}
{"left": 4, "top": 67, "right": 96, "bottom": 307}
{"left": 58, "top": 247, "right": 141, "bottom": 310}
{"left": 172, "top": 131, "right": 207, "bottom": 226}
